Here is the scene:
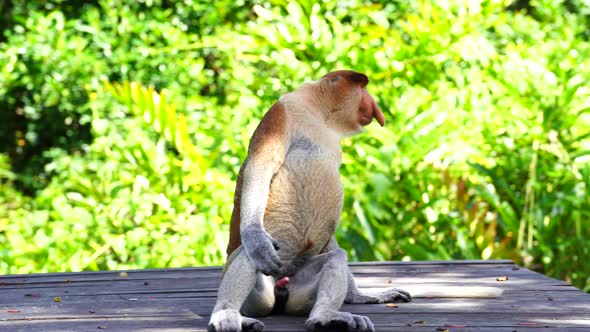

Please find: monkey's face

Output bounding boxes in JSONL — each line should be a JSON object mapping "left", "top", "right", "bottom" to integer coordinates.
{"left": 320, "top": 70, "right": 385, "bottom": 136}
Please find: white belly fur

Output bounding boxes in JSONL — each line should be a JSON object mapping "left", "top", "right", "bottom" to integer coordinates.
{"left": 264, "top": 143, "right": 343, "bottom": 262}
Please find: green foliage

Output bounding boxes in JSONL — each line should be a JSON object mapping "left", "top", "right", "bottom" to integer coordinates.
{"left": 1, "top": 0, "right": 589, "bottom": 292}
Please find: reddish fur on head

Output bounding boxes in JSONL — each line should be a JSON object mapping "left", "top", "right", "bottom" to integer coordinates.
{"left": 320, "top": 70, "right": 385, "bottom": 131}
{"left": 323, "top": 70, "right": 369, "bottom": 87}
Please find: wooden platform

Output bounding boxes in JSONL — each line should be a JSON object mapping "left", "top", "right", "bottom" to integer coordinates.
{"left": 1, "top": 260, "right": 589, "bottom": 331}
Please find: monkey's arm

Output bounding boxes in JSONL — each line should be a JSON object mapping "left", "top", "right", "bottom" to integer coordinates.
{"left": 237, "top": 102, "right": 290, "bottom": 277}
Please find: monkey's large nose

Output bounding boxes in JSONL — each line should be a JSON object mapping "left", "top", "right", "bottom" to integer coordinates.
{"left": 371, "top": 98, "right": 385, "bottom": 126}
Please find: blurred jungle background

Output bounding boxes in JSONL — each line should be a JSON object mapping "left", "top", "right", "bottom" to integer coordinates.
{"left": 1, "top": 0, "right": 589, "bottom": 292}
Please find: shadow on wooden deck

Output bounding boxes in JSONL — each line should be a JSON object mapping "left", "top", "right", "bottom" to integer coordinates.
{"left": 1, "top": 260, "right": 589, "bottom": 331}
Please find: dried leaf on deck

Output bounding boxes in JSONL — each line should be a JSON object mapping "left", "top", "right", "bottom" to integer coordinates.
{"left": 119, "top": 272, "right": 128, "bottom": 277}
{"left": 53, "top": 296, "right": 62, "bottom": 302}
{"left": 385, "top": 303, "right": 398, "bottom": 308}
{"left": 496, "top": 276, "right": 509, "bottom": 281}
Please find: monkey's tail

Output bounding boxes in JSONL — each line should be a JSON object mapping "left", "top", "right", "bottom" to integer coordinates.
{"left": 404, "top": 286, "right": 503, "bottom": 298}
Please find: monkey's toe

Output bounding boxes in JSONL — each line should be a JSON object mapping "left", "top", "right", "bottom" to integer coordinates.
{"left": 395, "top": 288, "right": 412, "bottom": 302}
{"left": 305, "top": 319, "right": 348, "bottom": 332}
{"left": 380, "top": 287, "right": 412, "bottom": 303}
{"left": 352, "top": 314, "right": 374, "bottom": 332}
{"left": 242, "top": 317, "right": 264, "bottom": 332}
{"left": 208, "top": 309, "right": 243, "bottom": 332}
{"left": 305, "top": 311, "right": 374, "bottom": 332}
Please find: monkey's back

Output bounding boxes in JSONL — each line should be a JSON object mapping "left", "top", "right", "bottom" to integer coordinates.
{"left": 263, "top": 136, "right": 343, "bottom": 263}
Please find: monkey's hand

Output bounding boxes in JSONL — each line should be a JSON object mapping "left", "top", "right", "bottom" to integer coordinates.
{"left": 242, "top": 226, "right": 283, "bottom": 276}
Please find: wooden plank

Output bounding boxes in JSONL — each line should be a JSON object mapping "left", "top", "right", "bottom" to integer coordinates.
{"left": 0, "top": 262, "right": 518, "bottom": 284}
{"left": 2, "top": 294, "right": 590, "bottom": 322}
{"left": 4, "top": 270, "right": 540, "bottom": 287}
{"left": 0, "top": 266, "right": 220, "bottom": 279}
{"left": 1, "top": 260, "right": 589, "bottom": 332}
{"left": 3, "top": 319, "right": 590, "bottom": 332}
{"left": 0, "top": 265, "right": 571, "bottom": 289}
{"left": 0, "top": 277, "right": 585, "bottom": 302}
{"left": 0, "top": 264, "right": 557, "bottom": 285}
{"left": 0, "top": 269, "right": 575, "bottom": 292}
{"left": 0, "top": 283, "right": 580, "bottom": 309}
{"left": 0, "top": 260, "right": 515, "bottom": 279}
{"left": 2, "top": 313, "right": 590, "bottom": 331}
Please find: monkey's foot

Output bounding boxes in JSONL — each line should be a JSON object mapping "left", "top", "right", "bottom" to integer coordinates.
{"left": 305, "top": 309, "right": 374, "bottom": 332}
{"left": 208, "top": 309, "right": 264, "bottom": 332}
{"left": 386, "top": 287, "right": 411, "bottom": 303}
{"left": 346, "top": 287, "right": 412, "bottom": 304}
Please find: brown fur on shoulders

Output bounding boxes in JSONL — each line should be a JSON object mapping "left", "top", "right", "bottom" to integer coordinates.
{"left": 226, "top": 101, "right": 288, "bottom": 257}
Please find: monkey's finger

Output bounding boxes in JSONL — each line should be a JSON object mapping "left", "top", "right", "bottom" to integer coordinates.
{"left": 242, "top": 317, "right": 264, "bottom": 332}
{"left": 272, "top": 240, "right": 280, "bottom": 251}
{"left": 266, "top": 235, "right": 280, "bottom": 251}
{"left": 269, "top": 255, "right": 284, "bottom": 273}
{"left": 265, "top": 242, "right": 283, "bottom": 264}
{"left": 397, "top": 288, "right": 412, "bottom": 302}
{"left": 364, "top": 316, "right": 375, "bottom": 332}
{"left": 260, "top": 261, "right": 282, "bottom": 277}
{"left": 353, "top": 315, "right": 368, "bottom": 331}
{"left": 256, "top": 253, "right": 283, "bottom": 276}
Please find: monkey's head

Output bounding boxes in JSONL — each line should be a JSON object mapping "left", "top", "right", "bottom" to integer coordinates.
{"left": 316, "top": 70, "right": 385, "bottom": 136}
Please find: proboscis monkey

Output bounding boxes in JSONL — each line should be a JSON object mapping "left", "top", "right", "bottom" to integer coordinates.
{"left": 208, "top": 70, "right": 501, "bottom": 332}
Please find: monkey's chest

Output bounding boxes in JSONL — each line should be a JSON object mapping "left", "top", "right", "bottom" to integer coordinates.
{"left": 264, "top": 148, "right": 343, "bottom": 258}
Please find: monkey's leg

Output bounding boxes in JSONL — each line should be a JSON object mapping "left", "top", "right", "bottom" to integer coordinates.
{"left": 241, "top": 273, "right": 275, "bottom": 317}
{"left": 316, "top": 237, "right": 410, "bottom": 304}
{"left": 208, "top": 248, "right": 268, "bottom": 332}
{"left": 344, "top": 269, "right": 411, "bottom": 304}
{"left": 286, "top": 249, "right": 375, "bottom": 332}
